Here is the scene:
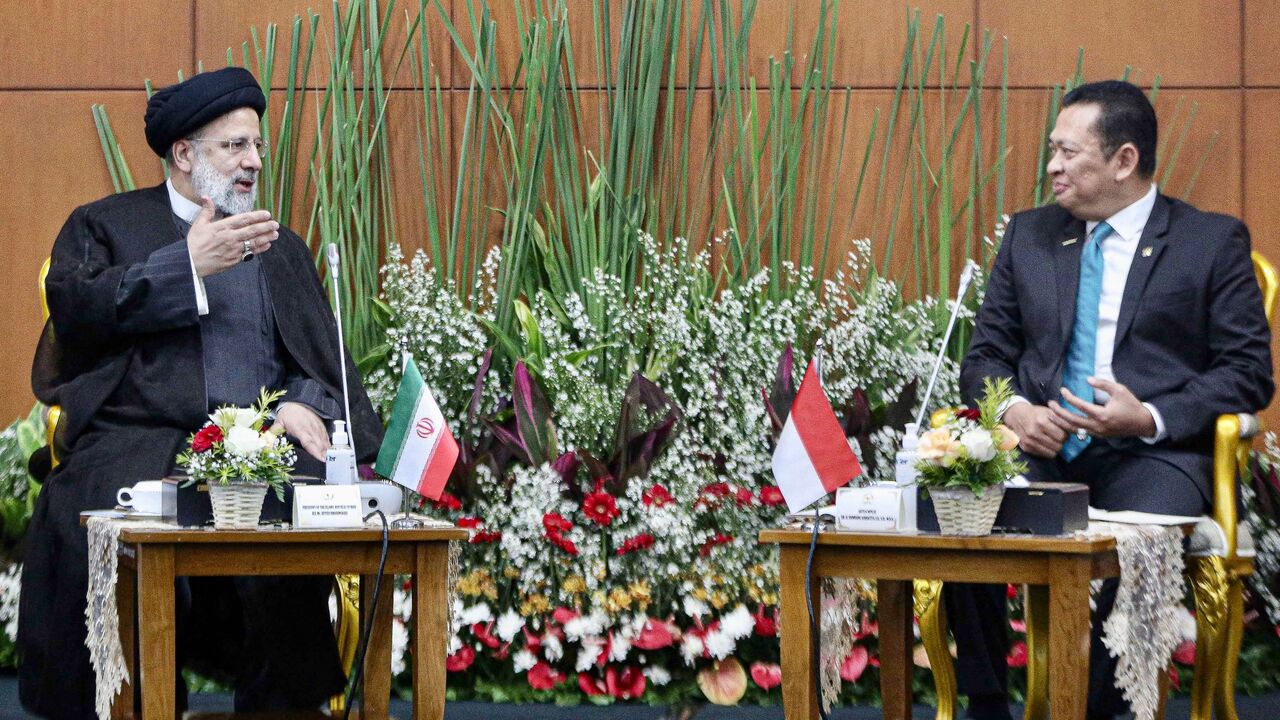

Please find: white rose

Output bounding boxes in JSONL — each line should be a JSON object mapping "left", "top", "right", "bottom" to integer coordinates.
{"left": 959, "top": 429, "right": 997, "bottom": 462}
{"left": 225, "top": 426, "right": 267, "bottom": 456}
{"left": 232, "top": 408, "right": 259, "bottom": 428}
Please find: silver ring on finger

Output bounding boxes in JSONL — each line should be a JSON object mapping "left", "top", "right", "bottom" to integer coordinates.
{"left": 1075, "top": 428, "right": 1089, "bottom": 441}
{"left": 241, "top": 239, "right": 254, "bottom": 262}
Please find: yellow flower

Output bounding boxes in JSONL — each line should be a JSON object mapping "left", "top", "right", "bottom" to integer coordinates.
{"left": 692, "top": 588, "right": 709, "bottom": 601}
{"left": 520, "top": 594, "right": 550, "bottom": 616}
{"left": 503, "top": 566, "right": 521, "bottom": 579}
{"left": 608, "top": 587, "right": 633, "bottom": 612}
{"left": 628, "top": 581, "right": 652, "bottom": 607}
{"left": 710, "top": 591, "right": 729, "bottom": 610}
{"left": 562, "top": 575, "right": 587, "bottom": 595}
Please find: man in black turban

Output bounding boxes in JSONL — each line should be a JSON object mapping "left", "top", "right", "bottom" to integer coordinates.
{"left": 21, "top": 66, "right": 383, "bottom": 718}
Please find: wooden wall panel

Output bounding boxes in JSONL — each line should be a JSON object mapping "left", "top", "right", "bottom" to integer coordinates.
{"left": 1244, "top": 0, "right": 1280, "bottom": 86}
{"left": 1244, "top": 89, "right": 1280, "bottom": 428}
{"left": 196, "top": 0, "right": 451, "bottom": 89}
{"left": 982, "top": 0, "right": 1241, "bottom": 88}
{"left": 385, "top": 89, "right": 453, "bottom": 259}
{"left": 0, "top": 91, "right": 162, "bottom": 422}
{"left": 739, "top": 0, "right": 975, "bottom": 89}
{"left": 0, "top": 1, "right": 192, "bottom": 89}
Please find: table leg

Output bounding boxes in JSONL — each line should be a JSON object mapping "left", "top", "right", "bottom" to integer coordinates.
{"left": 1047, "top": 556, "right": 1092, "bottom": 720}
{"left": 413, "top": 542, "right": 450, "bottom": 720}
{"left": 360, "top": 572, "right": 394, "bottom": 718}
{"left": 778, "top": 545, "right": 819, "bottom": 720}
{"left": 878, "top": 579, "right": 913, "bottom": 720}
{"left": 136, "top": 546, "right": 175, "bottom": 720}
{"left": 112, "top": 559, "right": 137, "bottom": 720}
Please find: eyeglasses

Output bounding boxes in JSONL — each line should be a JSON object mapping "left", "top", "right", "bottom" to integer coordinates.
{"left": 188, "top": 137, "right": 270, "bottom": 157}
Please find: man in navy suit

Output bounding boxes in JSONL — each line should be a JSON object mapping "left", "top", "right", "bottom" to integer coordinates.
{"left": 949, "top": 81, "right": 1273, "bottom": 720}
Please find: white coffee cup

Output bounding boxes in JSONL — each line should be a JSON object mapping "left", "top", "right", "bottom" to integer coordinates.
{"left": 117, "top": 480, "right": 164, "bottom": 515}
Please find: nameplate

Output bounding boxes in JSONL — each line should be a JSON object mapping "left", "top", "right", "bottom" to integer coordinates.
{"left": 835, "top": 485, "right": 904, "bottom": 532}
{"left": 292, "top": 485, "right": 364, "bottom": 528}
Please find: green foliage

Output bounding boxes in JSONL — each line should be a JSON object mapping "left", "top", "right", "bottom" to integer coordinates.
{"left": 0, "top": 405, "right": 45, "bottom": 560}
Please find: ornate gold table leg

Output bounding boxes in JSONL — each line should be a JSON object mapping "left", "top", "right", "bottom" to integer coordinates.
{"left": 915, "top": 579, "right": 955, "bottom": 720}
{"left": 1189, "top": 556, "right": 1228, "bottom": 720}
{"left": 330, "top": 573, "right": 362, "bottom": 713}
{"left": 1214, "top": 571, "right": 1246, "bottom": 720}
{"left": 1023, "top": 584, "right": 1049, "bottom": 720}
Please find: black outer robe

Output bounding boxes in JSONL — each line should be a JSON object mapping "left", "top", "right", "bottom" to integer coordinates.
{"left": 21, "top": 183, "right": 384, "bottom": 718}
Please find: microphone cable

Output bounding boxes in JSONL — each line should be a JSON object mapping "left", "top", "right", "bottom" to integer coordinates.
{"left": 342, "top": 510, "right": 391, "bottom": 720}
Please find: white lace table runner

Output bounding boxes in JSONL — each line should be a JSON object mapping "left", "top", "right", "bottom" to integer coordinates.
{"left": 84, "top": 514, "right": 459, "bottom": 720}
{"left": 811, "top": 523, "right": 1183, "bottom": 718}
{"left": 1076, "top": 521, "right": 1185, "bottom": 720}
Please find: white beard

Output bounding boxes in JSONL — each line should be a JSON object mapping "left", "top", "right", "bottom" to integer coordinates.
{"left": 190, "top": 148, "right": 258, "bottom": 216}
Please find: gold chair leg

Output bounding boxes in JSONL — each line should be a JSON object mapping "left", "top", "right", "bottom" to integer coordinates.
{"left": 1023, "top": 585, "right": 1049, "bottom": 720}
{"left": 1189, "top": 556, "right": 1229, "bottom": 720}
{"left": 914, "top": 579, "right": 956, "bottom": 720}
{"left": 330, "top": 574, "right": 362, "bottom": 713}
{"left": 1213, "top": 575, "right": 1246, "bottom": 720}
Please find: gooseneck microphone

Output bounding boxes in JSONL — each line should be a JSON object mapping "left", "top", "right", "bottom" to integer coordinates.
{"left": 914, "top": 260, "right": 978, "bottom": 429}
{"left": 327, "top": 243, "right": 356, "bottom": 461}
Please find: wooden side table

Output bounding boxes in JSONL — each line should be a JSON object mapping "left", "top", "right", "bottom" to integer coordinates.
{"left": 93, "top": 519, "right": 466, "bottom": 719}
{"left": 759, "top": 528, "right": 1120, "bottom": 720}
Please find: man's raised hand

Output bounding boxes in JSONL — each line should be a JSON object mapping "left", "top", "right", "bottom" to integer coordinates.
{"left": 187, "top": 196, "right": 279, "bottom": 277}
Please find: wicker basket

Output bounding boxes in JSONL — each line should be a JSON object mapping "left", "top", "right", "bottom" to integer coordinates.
{"left": 207, "top": 482, "right": 268, "bottom": 530}
{"left": 930, "top": 484, "right": 1005, "bottom": 536}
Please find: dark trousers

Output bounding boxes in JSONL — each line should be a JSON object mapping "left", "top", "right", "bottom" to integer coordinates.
{"left": 944, "top": 441, "right": 1208, "bottom": 720}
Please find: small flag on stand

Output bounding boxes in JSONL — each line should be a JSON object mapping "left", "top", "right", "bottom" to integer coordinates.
{"left": 375, "top": 358, "right": 459, "bottom": 500}
{"left": 771, "top": 359, "right": 862, "bottom": 514}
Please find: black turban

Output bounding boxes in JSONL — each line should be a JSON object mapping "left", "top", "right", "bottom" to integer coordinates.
{"left": 143, "top": 67, "right": 266, "bottom": 157}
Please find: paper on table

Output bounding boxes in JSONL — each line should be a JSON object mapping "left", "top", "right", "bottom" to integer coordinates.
{"left": 1087, "top": 507, "right": 1202, "bottom": 526}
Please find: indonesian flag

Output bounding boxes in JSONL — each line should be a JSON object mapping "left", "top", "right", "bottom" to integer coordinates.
{"left": 771, "top": 359, "right": 862, "bottom": 513}
{"left": 375, "top": 358, "right": 458, "bottom": 500}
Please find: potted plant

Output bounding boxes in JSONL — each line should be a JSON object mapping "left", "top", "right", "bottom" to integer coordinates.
{"left": 176, "top": 388, "right": 296, "bottom": 530}
{"left": 914, "top": 377, "right": 1027, "bottom": 536}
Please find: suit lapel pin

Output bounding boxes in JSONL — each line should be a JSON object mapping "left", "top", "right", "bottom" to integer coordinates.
{"left": 1061, "top": 238, "right": 1078, "bottom": 246}
{"left": 1141, "top": 246, "right": 1153, "bottom": 257}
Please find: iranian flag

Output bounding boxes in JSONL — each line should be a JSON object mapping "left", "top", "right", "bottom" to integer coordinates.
{"left": 375, "top": 358, "right": 458, "bottom": 500}
{"left": 771, "top": 359, "right": 862, "bottom": 513}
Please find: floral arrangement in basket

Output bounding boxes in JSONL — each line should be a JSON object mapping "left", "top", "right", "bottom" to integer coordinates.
{"left": 175, "top": 388, "right": 296, "bottom": 501}
{"left": 914, "top": 377, "right": 1027, "bottom": 497}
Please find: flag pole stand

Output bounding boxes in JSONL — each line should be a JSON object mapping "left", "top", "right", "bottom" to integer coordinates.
{"left": 391, "top": 486, "right": 425, "bottom": 529}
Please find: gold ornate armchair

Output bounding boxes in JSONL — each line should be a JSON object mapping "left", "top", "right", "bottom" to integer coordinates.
{"left": 918, "top": 252, "right": 1277, "bottom": 720}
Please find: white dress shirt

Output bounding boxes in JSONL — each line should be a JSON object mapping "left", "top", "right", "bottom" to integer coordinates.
{"left": 166, "top": 178, "right": 210, "bottom": 316}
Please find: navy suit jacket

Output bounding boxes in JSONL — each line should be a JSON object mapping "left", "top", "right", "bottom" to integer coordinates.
{"left": 961, "top": 194, "right": 1274, "bottom": 497}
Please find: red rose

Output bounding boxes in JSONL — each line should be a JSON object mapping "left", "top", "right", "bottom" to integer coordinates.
{"left": 191, "top": 424, "right": 222, "bottom": 453}
{"left": 698, "top": 533, "right": 733, "bottom": 557}
{"left": 582, "top": 489, "right": 620, "bottom": 526}
{"left": 432, "top": 492, "right": 462, "bottom": 511}
{"left": 616, "top": 533, "right": 655, "bottom": 556}
{"left": 632, "top": 618, "right": 674, "bottom": 650}
{"left": 1172, "top": 639, "right": 1196, "bottom": 666}
{"left": 528, "top": 661, "right": 565, "bottom": 690}
{"left": 759, "top": 485, "right": 785, "bottom": 506}
{"left": 1006, "top": 640, "right": 1028, "bottom": 668}
{"left": 642, "top": 483, "right": 674, "bottom": 507}
{"left": 542, "top": 512, "right": 572, "bottom": 534}
{"left": 546, "top": 531, "right": 579, "bottom": 556}
{"left": 750, "top": 661, "right": 782, "bottom": 691}
{"left": 446, "top": 645, "right": 475, "bottom": 672}
{"left": 956, "top": 408, "right": 982, "bottom": 421}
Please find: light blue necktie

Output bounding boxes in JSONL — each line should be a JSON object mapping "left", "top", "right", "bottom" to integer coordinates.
{"left": 1060, "top": 221, "right": 1113, "bottom": 462}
